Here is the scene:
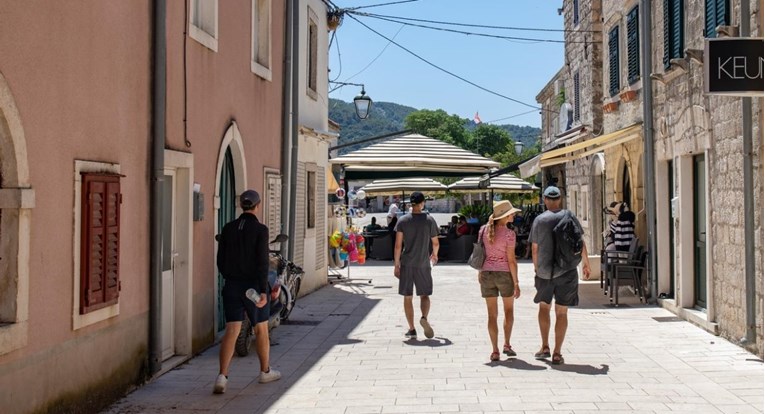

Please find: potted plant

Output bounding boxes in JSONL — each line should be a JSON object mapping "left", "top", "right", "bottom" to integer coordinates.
{"left": 619, "top": 88, "right": 638, "bottom": 103}
{"left": 603, "top": 100, "right": 620, "bottom": 113}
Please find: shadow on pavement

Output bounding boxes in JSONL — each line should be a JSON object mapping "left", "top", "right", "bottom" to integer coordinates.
{"left": 486, "top": 358, "right": 548, "bottom": 371}
{"left": 403, "top": 337, "right": 453, "bottom": 347}
{"left": 545, "top": 361, "right": 610, "bottom": 375}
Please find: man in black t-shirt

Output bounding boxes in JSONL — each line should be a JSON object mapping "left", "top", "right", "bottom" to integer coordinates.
{"left": 213, "top": 190, "right": 281, "bottom": 394}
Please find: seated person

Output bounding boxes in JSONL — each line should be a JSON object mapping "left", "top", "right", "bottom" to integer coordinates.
{"left": 387, "top": 215, "right": 398, "bottom": 233}
{"left": 447, "top": 215, "right": 459, "bottom": 232}
{"left": 456, "top": 215, "right": 470, "bottom": 236}
{"left": 364, "top": 217, "right": 382, "bottom": 233}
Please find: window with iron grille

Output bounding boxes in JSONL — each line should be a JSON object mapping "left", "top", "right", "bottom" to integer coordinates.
{"left": 307, "top": 170, "right": 316, "bottom": 229}
{"left": 705, "top": 0, "right": 729, "bottom": 38}
{"left": 573, "top": 72, "right": 581, "bottom": 122}
{"left": 609, "top": 26, "right": 620, "bottom": 96}
{"left": 573, "top": 0, "right": 579, "bottom": 25}
{"left": 80, "top": 173, "right": 121, "bottom": 314}
{"left": 627, "top": 6, "right": 640, "bottom": 84}
{"left": 663, "top": 0, "right": 684, "bottom": 69}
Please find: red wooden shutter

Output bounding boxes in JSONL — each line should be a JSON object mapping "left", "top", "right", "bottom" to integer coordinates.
{"left": 80, "top": 173, "right": 122, "bottom": 314}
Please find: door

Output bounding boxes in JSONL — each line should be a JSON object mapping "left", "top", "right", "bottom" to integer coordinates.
{"left": 161, "top": 170, "right": 176, "bottom": 360}
{"left": 693, "top": 154, "right": 707, "bottom": 308}
{"left": 217, "top": 148, "right": 236, "bottom": 332}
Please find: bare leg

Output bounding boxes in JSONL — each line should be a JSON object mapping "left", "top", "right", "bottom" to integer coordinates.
{"left": 218, "top": 321, "right": 242, "bottom": 376}
{"left": 254, "top": 321, "right": 270, "bottom": 372}
{"left": 501, "top": 296, "right": 515, "bottom": 347}
{"left": 538, "top": 302, "right": 551, "bottom": 351}
{"left": 404, "top": 296, "right": 415, "bottom": 330}
{"left": 485, "top": 297, "right": 499, "bottom": 353}
{"left": 553, "top": 304, "right": 569, "bottom": 355}
{"left": 420, "top": 295, "right": 431, "bottom": 320}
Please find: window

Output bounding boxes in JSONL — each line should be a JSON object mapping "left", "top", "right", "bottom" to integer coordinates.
{"left": 252, "top": 0, "right": 272, "bottom": 80}
{"left": 190, "top": 0, "right": 218, "bottom": 51}
{"left": 80, "top": 173, "right": 122, "bottom": 314}
{"left": 573, "top": 72, "right": 581, "bottom": 122}
{"left": 307, "top": 9, "right": 318, "bottom": 99}
{"left": 705, "top": 0, "right": 729, "bottom": 37}
{"left": 663, "top": 0, "right": 684, "bottom": 69}
{"left": 627, "top": 6, "right": 640, "bottom": 84}
{"left": 307, "top": 170, "right": 316, "bottom": 229}
{"left": 608, "top": 26, "right": 620, "bottom": 96}
{"left": 573, "top": 0, "right": 580, "bottom": 25}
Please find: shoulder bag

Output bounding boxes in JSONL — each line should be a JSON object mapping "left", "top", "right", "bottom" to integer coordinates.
{"left": 467, "top": 226, "right": 487, "bottom": 270}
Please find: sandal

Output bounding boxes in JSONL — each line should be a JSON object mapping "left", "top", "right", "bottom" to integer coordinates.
{"left": 503, "top": 344, "right": 517, "bottom": 357}
{"left": 552, "top": 353, "right": 564, "bottom": 365}
{"left": 534, "top": 346, "right": 551, "bottom": 359}
{"left": 490, "top": 351, "right": 500, "bottom": 362}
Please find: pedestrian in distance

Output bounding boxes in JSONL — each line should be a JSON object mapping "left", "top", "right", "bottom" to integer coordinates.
{"left": 478, "top": 200, "right": 523, "bottom": 361}
{"left": 530, "top": 186, "right": 591, "bottom": 365}
{"left": 213, "top": 190, "right": 281, "bottom": 394}
{"left": 394, "top": 191, "right": 440, "bottom": 339}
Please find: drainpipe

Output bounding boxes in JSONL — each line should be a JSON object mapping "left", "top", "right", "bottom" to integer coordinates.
{"left": 640, "top": 0, "right": 658, "bottom": 303}
{"left": 149, "top": 0, "right": 166, "bottom": 376}
{"left": 287, "top": 1, "right": 300, "bottom": 259}
{"left": 281, "top": 0, "right": 295, "bottom": 257}
{"left": 740, "top": 0, "right": 756, "bottom": 345}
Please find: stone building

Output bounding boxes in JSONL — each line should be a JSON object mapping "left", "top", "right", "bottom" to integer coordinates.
{"left": 650, "top": 0, "right": 763, "bottom": 356}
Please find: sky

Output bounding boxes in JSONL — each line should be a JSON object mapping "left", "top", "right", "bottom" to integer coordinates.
{"left": 328, "top": 0, "right": 566, "bottom": 128}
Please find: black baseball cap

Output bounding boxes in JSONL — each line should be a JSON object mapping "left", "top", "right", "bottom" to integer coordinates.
{"left": 240, "top": 190, "right": 261, "bottom": 209}
{"left": 410, "top": 191, "right": 425, "bottom": 204}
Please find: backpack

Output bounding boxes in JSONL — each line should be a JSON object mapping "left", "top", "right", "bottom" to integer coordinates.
{"left": 552, "top": 210, "right": 583, "bottom": 271}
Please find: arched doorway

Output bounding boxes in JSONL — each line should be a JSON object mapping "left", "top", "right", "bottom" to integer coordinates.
{"left": 590, "top": 154, "right": 605, "bottom": 252}
{"left": 214, "top": 122, "right": 247, "bottom": 334}
{"left": 622, "top": 163, "right": 632, "bottom": 210}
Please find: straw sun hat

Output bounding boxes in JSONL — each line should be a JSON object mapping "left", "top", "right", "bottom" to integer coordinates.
{"left": 489, "top": 200, "right": 522, "bottom": 222}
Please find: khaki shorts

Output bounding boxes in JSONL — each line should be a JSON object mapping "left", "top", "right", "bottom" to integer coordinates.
{"left": 480, "top": 271, "right": 515, "bottom": 298}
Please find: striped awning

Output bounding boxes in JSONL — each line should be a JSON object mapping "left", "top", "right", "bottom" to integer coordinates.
{"left": 448, "top": 173, "right": 539, "bottom": 194}
{"left": 329, "top": 133, "right": 500, "bottom": 179}
{"left": 359, "top": 177, "right": 448, "bottom": 196}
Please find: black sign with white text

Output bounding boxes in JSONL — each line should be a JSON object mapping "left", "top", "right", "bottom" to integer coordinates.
{"left": 705, "top": 38, "right": 764, "bottom": 96}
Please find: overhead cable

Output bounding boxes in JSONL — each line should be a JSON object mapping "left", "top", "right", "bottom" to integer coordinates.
{"left": 345, "top": 0, "right": 420, "bottom": 11}
{"left": 346, "top": 13, "right": 543, "bottom": 111}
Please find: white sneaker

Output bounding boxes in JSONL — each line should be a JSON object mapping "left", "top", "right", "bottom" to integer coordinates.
{"left": 213, "top": 374, "right": 228, "bottom": 394}
{"left": 259, "top": 368, "right": 282, "bottom": 384}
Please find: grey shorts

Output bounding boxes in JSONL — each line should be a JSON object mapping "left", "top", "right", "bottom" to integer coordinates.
{"left": 533, "top": 269, "right": 579, "bottom": 306}
{"left": 398, "top": 266, "right": 433, "bottom": 296}
{"left": 480, "top": 271, "right": 515, "bottom": 298}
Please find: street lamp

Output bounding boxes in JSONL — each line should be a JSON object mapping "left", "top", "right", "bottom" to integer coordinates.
{"left": 514, "top": 141, "right": 524, "bottom": 155}
{"left": 329, "top": 81, "right": 373, "bottom": 120}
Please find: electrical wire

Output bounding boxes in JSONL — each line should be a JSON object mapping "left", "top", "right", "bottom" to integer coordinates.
{"left": 346, "top": 13, "right": 543, "bottom": 111}
{"left": 486, "top": 109, "right": 540, "bottom": 124}
{"left": 340, "top": 23, "right": 405, "bottom": 83}
{"left": 353, "top": 12, "right": 572, "bottom": 44}
{"left": 352, "top": 11, "right": 599, "bottom": 34}
{"left": 345, "top": 0, "right": 420, "bottom": 11}
{"left": 330, "top": 31, "right": 343, "bottom": 82}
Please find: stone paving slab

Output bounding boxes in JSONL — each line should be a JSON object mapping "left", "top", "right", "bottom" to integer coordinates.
{"left": 104, "top": 261, "right": 763, "bottom": 414}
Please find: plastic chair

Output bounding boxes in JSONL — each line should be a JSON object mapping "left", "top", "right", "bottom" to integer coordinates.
{"left": 606, "top": 247, "right": 648, "bottom": 306}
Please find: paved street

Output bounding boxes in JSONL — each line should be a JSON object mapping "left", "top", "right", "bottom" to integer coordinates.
{"left": 105, "top": 261, "right": 763, "bottom": 414}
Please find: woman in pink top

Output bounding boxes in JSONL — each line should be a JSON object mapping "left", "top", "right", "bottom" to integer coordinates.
{"left": 478, "top": 200, "right": 522, "bottom": 362}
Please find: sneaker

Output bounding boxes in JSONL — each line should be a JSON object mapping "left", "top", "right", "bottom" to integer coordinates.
{"left": 404, "top": 329, "right": 417, "bottom": 338}
{"left": 503, "top": 344, "right": 517, "bottom": 357}
{"left": 420, "top": 317, "right": 434, "bottom": 339}
{"left": 259, "top": 368, "right": 282, "bottom": 384}
{"left": 212, "top": 374, "right": 227, "bottom": 394}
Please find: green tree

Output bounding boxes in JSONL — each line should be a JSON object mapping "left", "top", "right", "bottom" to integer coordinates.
{"left": 469, "top": 124, "right": 511, "bottom": 157}
{"left": 404, "top": 109, "right": 471, "bottom": 148}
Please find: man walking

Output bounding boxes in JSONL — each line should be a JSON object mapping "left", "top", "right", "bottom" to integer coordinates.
{"left": 530, "top": 186, "right": 591, "bottom": 365}
{"left": 214, "top": 190, "right": 281, "bottom": 394}
{"left": 394, "top": 191, "right": 440, "bottom": 339}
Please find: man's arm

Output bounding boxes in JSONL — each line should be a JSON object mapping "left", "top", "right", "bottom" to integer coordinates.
{"left": 430, "top": 237, "right": 439, "bottom": 265}
{"left": 254, "top": 226, "right": 270, "bottom": 295}
{"left": 393, "top": 231, "right": 404, "bottom": 277}
{"left": 580, "top": 240, "right": 591, "bottom": 279}
{"left": 531, "top": 243, "right": 539, "bottom": 274}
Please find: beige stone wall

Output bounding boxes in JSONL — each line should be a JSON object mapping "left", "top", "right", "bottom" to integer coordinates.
{"left": 650, "top": 0, "right": 763, "bottom": 356}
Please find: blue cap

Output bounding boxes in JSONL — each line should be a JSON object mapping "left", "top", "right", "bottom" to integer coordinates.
{"left": 543, "top": 186, "right": 561, "bottom": 199}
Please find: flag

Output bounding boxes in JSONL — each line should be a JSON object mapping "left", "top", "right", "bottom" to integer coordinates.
{"left": 473, "top": 112, "right": 482, "bottom": 124}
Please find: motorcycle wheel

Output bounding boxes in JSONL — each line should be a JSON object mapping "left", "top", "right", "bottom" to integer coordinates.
{"left": 235, "top": 315, "right": 253, "bottom": 356}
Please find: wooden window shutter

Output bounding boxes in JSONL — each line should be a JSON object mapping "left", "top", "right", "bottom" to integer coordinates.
{"left": 705, "top": 0, "right": 729, "bottom": 38}
{"left": 608, "top": 26, "right": 620, "bottom": 96}
{"left": 663, "top": 0, "right": 671, "bottom": 68}
{"left": 81, "top": 173, "right": 122, "bottom": 314}
{"left": 627, "top": 6, "right": 640, "bottom": 84}
{"left": 573, "top": 72, "right": 580, "bottom": 122}
{"left": 671, "top": 0, "right": 684, "bottom": 63}
{"left": 573, "top": 0, "right": 579, "bottom": 25}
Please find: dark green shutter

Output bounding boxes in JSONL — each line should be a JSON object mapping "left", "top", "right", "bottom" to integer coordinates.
{"left": 663, "top": 0, "right": 671, "bottom": 68}
{"left": 671, "top": 0, "right": 684, "bottom": 62}
{"left": 574, "top": 72, "right": 580, "bottom": 122}
{"left": 609, "top": 26, "right": 620, "bottom": 96}
{"left": 627, "top": 6, "right": 640, "bottom": 84}
{"left": 573, "top": 0, "right": 579, "bottom": 25}
{"left": 705, "top": 0, "right": 729, "bottom": 37}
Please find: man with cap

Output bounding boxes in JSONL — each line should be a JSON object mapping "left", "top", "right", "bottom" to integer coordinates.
{"left": 529, "top": 185, "right": 591, "bottom": 365}
{"left": 394, "top": 191, "right": 440, "bottom": 339}
{"left": 213, "top": 190, "right": 281, "bottom": 394}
